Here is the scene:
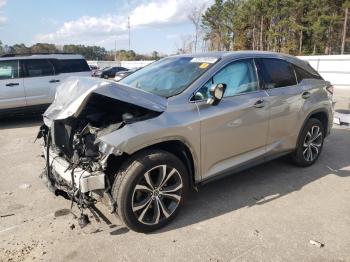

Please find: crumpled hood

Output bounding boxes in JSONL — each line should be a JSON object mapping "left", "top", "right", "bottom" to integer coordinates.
{"left": 43, "top": 77, "right": 167, "bottom": 127}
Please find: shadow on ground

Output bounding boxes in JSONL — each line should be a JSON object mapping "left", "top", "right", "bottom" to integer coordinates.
{"left": 155, "top": 127, "right": 350, "bottom": 233}
{"left": 0, "top": 114, "right": 43, "bottom": 130}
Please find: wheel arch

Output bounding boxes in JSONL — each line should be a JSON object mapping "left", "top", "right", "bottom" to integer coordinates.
{"left": 110, "top": 139, "right": 199, "bottom": 189}
{"left": 297, "top": 109, "right": 330, "bottom": 146}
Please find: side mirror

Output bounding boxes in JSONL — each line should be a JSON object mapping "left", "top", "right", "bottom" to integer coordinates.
{"left": 207, "top": 83, "right": 226, "bottom": 106}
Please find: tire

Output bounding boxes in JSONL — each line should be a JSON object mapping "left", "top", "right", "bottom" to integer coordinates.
{"left": 104, "top": 75, "right": 109, "bottom": 79}
{"left": 291, "top": 118, "right": 325, "bottom": 167}
{"left": 112, "top": 150, "right": 189, "bottom": 233}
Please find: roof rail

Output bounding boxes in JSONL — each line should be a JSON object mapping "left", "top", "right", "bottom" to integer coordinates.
{"left": 0, "top": 52, "right": 78, "bottom": 58}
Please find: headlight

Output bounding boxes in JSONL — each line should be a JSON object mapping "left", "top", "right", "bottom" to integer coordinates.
{"left": 99, "top": 141, "right": 123, "bottom": 156}
{"left": 99, "top": 141, "right": 115, "bottom": 155}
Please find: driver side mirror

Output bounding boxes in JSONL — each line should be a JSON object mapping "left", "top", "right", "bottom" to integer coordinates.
{"left": 207, "top": 83, "right": 226, "bottom": 106}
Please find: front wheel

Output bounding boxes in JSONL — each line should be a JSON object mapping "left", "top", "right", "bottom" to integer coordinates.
{"left": 112, "top": 150, "right": 189, "bottom": 233}
{"left": 291, "top": 118, "right": 324, "bottom": 167}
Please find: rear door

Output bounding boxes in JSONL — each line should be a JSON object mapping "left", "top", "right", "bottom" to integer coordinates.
{"left": 0, "top": 59, "right": 26, "bottom": 109}
{"left": 55, "top": 59, "right": 91, "bottom": 81}
{"left": 255, "top": 58, "right": 303, "bottom": 154}
{"left": 23, "top": 59, "right": 57, "bottom": 106}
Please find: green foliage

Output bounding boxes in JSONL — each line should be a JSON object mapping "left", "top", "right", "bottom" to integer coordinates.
{"left": 0, "top": 42, "right": 160, "bottom": 60}
{"left": 202, "top": 0, "right": 350, "bottom": 55}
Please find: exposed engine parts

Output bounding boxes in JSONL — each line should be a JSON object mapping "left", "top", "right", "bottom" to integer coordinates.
{"left": 38, "top": 92, "right": 162, "bottom": 218}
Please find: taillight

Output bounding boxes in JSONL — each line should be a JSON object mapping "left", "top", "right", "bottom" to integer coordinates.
{"left": 326, "top": 85, "right": 334, "bottom": 94}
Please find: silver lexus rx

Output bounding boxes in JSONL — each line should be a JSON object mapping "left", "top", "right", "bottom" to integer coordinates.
{"left": 39, "top": 51, "right": 334, "bottom": 232}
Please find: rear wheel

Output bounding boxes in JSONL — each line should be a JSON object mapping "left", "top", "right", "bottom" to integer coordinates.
{"left": 291, "top": 118, "right": 324, "bottom": 167}
{"left": 112, "top": 150, "right": 188, "bottom": 233}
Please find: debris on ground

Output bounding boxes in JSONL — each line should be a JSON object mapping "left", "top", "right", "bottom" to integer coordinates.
{"left": 0, "top": 213, "right": 15, "bottom": 218}
{"left": 0, "top": 240, "right": 39, "bottom": 262}
{"left": 78, "top": 214, "right": 90, "bottom": 228}
{"left": 254, "top": 229, "right": 260, "bottom": 236}
{"left": 309, "top": 239, "right": 324, "bottom": 248}
{"left": 69, "top": 224, "right": 75, "bottom": 230}
{"left": 54, "top": 209, "right": 70, "bottom": 217}
{"left": 18, "top": 184, "right": 31, "bottom": 190}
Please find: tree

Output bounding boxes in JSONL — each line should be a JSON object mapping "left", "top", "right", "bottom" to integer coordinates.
{"left": 151, "top": 51, "right": 160, "bottom": 60}
{"left": 0, "top": 40, "right": 3, "bottom": 55}
{"left": 30, "top": 43, "right": 58, "bottom": 53}
{"left": 175, "top": 34, "right": 194, "bottom": 54}
{"left": 12, "top": 43, "right": 30, "bottom": 54}
{"left": 200, "top": 0, "right": 349, "bottom": 55}
{"left": 341, "top": 1, "right": 350, "bottom": 54}
{"left": 188, "top": 3, "right": 207, "bottom": 52}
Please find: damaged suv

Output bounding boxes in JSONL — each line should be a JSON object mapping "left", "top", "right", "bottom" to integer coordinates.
{"left": 39, "top": 51, "right": 333, "bottom": 232}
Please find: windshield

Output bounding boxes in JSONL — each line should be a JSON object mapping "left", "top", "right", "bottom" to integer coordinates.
{"left": 120, "top": 56, "right": 217, "bottom": 97}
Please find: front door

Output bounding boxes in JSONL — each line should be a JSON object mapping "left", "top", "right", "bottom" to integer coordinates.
{"left": 195, "top": 59, "right": 269, "bottom": 180}
{"left": 0, "top": 60, "right": 26, "bottom": 110}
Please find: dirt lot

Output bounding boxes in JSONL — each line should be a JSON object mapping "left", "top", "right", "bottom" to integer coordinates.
{"left": 0, "top": 115, "right": 349, "bottom": 262}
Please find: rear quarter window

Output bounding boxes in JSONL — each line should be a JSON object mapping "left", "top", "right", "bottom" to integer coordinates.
{"left": 57, "top": 59, "right": 90, "bottom": 73}
{"left": 257, "top": 58, "right": 297, "bottom": 88}
{"left": 294, "top": 65, "right": 323, "bottom": 82}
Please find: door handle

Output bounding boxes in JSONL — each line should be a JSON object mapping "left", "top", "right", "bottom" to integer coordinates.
{"left": 5, "top": 83, "right": 19, "bottom": 87}
{"left": 302, "top": 91, "right": 311, "bottom": 99}
{"left": 49, "top": 79, "right": 60, "bottom": 83}
{"left": 254, "top": 99, "right": 265, "bottom": 108}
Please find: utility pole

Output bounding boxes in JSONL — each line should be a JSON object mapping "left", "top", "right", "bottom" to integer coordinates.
{"left": 128, "top": 0, "right": 131, "bottom": 50}
{"left": 341, "top": 6, "right": 348, "bottom": 55}
{"left": 114, "top": 39, "right": 117, "bottom": 61}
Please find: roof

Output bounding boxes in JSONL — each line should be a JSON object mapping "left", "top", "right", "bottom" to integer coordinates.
{"left": 172, "top": 50, "right": 296, "bottom": 60}
{"left": 0, "top": 53, "right": 85, "bottom": 61}
{"left": 171, "top": 50, "right": 310, "bottom": 71}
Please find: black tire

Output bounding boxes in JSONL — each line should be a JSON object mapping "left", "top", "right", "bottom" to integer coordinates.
{"left": 112, "top": 149, "right": 189, "bottom": 233}
{"left": 291, "top": 118, "right": 325, "bottom": 167}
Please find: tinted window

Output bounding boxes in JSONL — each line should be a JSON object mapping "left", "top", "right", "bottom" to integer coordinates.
{"left": 196, "top": 59, "right": 259, "bottom": 100}
{"left": 0, "top": 60, "right": 19, "bottom": 80}
{"left": 294, "top": 65, "right": 323, "bottom": 82}
{"left": 24, "top": 59, "right": 54, "bottom": 77}
{"left": 57, "top": 59, "right": 90, "bottom": 73}
{"left": 257, "top": 58, "right": 297, "bottom": 88}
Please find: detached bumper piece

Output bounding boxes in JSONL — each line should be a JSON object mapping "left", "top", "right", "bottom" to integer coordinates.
{"left": 44, "top": 148, "right": 105, "bottom": 193}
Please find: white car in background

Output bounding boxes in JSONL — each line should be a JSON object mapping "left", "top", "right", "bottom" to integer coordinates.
{"left": 0, "top": 53, "right": 91, "bottom": 116}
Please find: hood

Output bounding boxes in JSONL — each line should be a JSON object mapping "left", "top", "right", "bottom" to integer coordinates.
{"left": 43, "top": 77, "right": 167, "bottom": 127}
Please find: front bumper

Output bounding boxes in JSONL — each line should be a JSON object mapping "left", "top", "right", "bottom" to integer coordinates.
{"left": 44, "top": 148, "right": 105, "bottom": 193}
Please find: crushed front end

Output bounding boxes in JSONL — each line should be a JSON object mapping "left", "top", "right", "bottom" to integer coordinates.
{"left": 38, "top": 77, "right": 166, "bottom": 214}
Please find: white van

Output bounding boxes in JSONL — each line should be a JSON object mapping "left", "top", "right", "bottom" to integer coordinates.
{"left": 0, "top": 53, "right": 91, "bottom": 115}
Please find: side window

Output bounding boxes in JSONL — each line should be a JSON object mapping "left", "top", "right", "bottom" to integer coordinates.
{"left": 0, "top": 60, "right": 19, "bottom": 80}
{"left": 294, "top": 65, "right": 323, "bottom": 82}
{"left": 257, "top": 58, "right": 297, "bottom": 88}
{"left": 196, "top": 59, "right": 259, "bottom": 100}
{"left": 58, "top": 59, "right": 90, "bottom": 73}
{"left": 25, "top": 59, "right": 55, "bottom": 77}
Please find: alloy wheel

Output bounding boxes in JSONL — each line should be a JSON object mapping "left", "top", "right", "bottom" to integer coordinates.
{"left": 302, "top": 125, "right": 323, "bottom": 162}
{"left": 132, "top": 165, "right": 183, "bottom": 225}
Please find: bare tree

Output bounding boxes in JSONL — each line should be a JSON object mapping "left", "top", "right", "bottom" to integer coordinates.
{"left": 188, "top": 4, "right": 206, "bottom": 53}
{"left": 175, "top": 34, "right": 194, "bottom": 54}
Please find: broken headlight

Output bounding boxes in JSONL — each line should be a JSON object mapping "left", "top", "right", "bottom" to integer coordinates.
{"left": 98, "top": 141, "right": 116, "bottom": 155}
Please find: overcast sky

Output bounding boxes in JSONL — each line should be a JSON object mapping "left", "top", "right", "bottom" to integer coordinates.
{"left": 0, "top": 0, "right": 213, "bottom": 54}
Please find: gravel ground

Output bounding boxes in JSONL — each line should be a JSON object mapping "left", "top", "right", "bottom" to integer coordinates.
{"left": 0, "top": 115, "right": 349, "bottom": 262}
